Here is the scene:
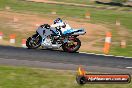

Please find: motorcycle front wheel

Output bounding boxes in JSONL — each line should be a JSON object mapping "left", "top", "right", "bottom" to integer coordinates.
{"left": 26, "top": 34, "right": 42, "bottom": 49}
{"left": 62, "top": 37, "right": 81, "bottom": 53}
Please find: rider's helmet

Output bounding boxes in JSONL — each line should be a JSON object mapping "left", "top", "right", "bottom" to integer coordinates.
{"left": 54, "top": 18, "right": 63, "bottom": 24}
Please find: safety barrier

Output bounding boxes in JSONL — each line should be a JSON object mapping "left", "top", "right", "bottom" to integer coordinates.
{"left": 9, "top": 34, "right": 16, "bottom": 44}
{"left": 13, "top": 17, "right": 19, "bottom": 23}
{"left": 85, "top": 12, "right": 91, "bottom": 20}
{"left": 22, "top": 39, "right": 27, "bottom": 48}
{"left": 51, "top": 10, "right": 57, "bottom": 15}
{"left": 103, "top": 32, "right": 112, "bottom": 54}
{"left": 116, "top": 20, "right": 121, "bottom": 26}
{"left": 0, "top": 32, "right": 3, "bottom": 40}
{"left": 0, "top": 32, "right": 27, "bottom": 48}
{"left": 120, "top": 40, "right": 126, "bottom": 48}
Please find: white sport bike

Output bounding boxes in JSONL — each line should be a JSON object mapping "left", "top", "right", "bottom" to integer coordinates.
{"left": 26, "top": 24, "right": 86, "bottom": 53}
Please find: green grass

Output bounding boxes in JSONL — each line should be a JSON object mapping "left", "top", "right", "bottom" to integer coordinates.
{"left": 0, "top": 0, "right": 132, "bottom": 29}
{"left": 110, "top": 45, "right": 132, "bottom": 57}
{"left": 111, "top": 39, "right": 132, "bottom": 57}
{"left": 0, "top": 66, "right": 132, "bottom": 88}
{"left": 109, "top": 25, "right": 132, "bottom": 57}
{"left": 52, "top": 0, "right": 94, "bottom": 4}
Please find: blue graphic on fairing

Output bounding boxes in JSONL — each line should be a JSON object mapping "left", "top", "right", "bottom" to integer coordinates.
{"left": 63, "top": 29, "right": 74, "bottom": 34}
{"left": 52, "top": 28, "right": 85, "bottom": 36}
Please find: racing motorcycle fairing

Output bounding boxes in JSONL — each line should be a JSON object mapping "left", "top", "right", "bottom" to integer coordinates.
{"left": 71, "top": 28, "right": 86, "bottom": 35}
{"left": 26, "top": 24, "right": 86, "bottom": 53}
{"left": 36, "top": 26, "right": 52, "bottom": 40}
{"left": 63, "top": 28, "right": 86, "bottom": 36}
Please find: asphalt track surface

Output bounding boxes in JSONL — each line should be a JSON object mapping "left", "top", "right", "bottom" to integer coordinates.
{"left": 0, "top": 45, "right": 132, "bottom": 74}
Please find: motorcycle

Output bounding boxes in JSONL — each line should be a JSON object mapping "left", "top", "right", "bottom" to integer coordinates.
{"left": 26, "top": 24, "right": 86, "bottom": 53}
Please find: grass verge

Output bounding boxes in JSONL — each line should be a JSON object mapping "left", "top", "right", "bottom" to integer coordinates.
{"left": 0, "top": 66, "right": 132, "bottom": 88}
{"left": 0, "top": 0, "right": 132, "bottom": 29}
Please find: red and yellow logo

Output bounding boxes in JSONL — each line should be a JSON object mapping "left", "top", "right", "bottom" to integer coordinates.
{"left": 76, "top": 66, "right": 131, "bottom": 85}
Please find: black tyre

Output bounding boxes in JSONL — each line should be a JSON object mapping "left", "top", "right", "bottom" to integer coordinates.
{"left": 62, "top": 37, "right": 81, "bottom": 53}
{"left": 26, "top": 34, "right": 41, "bottom": 49}
{"left": 76, "top": 76, "right": 86, "bottom": 85}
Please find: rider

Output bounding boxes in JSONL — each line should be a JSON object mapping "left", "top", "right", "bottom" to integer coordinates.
{"left": 51, "top": 18, "right": 72, "bottom": 36}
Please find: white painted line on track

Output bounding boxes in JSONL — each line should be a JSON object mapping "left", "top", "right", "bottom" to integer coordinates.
{"left": 79, "top": 52, "right": 95, "bottom": 54}
{"left": 126, "top": 67, "right": 132, "bottom": 69}
{"left": 103, "top": 55, "right": 114, "bottom": 56}
{"left": 124, "top": 57, "right": 132, "bottom": 59}
{"left": 95, "top": 54, "right": 105, "bottom": 56}
{"left": 115, "top": 56, "right": 125, "bottom": 58}
{"left": 79, "top": 52, "right": 132, "bottom": 59}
